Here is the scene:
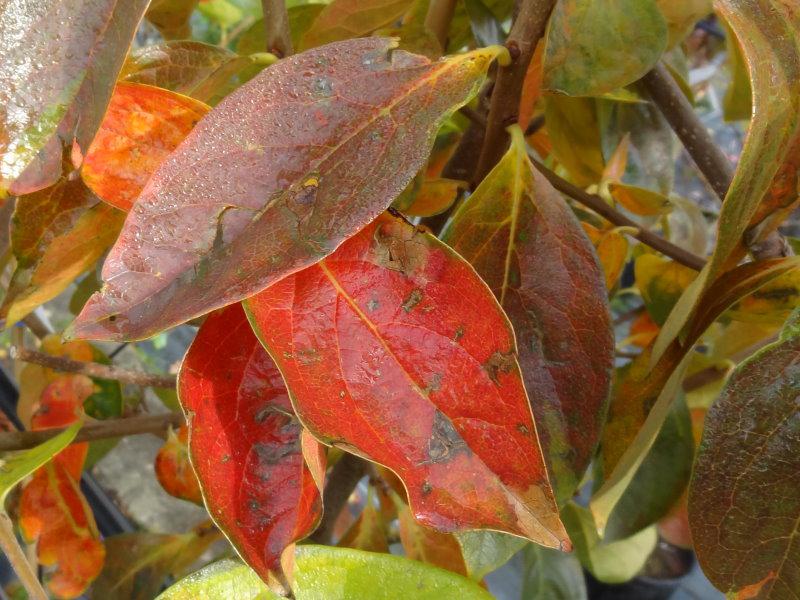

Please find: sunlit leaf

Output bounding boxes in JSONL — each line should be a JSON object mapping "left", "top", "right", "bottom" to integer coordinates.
{"left": 178, "top": 303, "right": 325, "bottom": 577}
{"left": 156, "top": 559, "right": 275, "bottom": 600}
{"left": 562, "top": 503, "right": 657, "bottom": 584}
{"left": 656, "top": 0, "right": 712, "bottom": 48}
{"left": 582, "top": 223, "right": 629, "bottom": 290}
{"left": 442, "top": 127, "right": 613, "bottom": 503}
{"left": 19, "top": 461, "right": 104, "bottom": 599}
{"left": 69, "top": 38, "right": 502, "bottom": 341}
{"left": 543, "top": 0, "right": 667, "bottom": 97}
{"left": 291, "top": 545, "right": 493, "bottom": 599}
{"left": 727, "top": 268, "right": 800, "bottom": 326}
{"left": 394, "top": 177, "right": 463, "bottom": 217}
{"left": 91, "top": 526, "right": 222, "bottom": 600}
{"left": 635, "top": 254, "right": 697, "bottom": 326}
{"left": 689, "top": 309, "right": 800, "bottom": 598}
{"left": 0, "top": 0, "right": 150, "bottom": 196}
{"left": 455, "top": 530, "right": 526, "bottom": 581}
{"left": 154, "top": 425, "right": 203, "bottom": 505}
{"left": 721, "top": 18, "right": 752, "bottom": 122}
{"left": 247, "top": 213, "right": 568, "bottom": 547}
{"left": 300, "top": 0, "right": 414, "bottom": 50}
{"left": 82, "top": 82, "right": 210, "bottom": 211}
{"left": 518, "top": 42, "right": 544, "bottom": 133}
{"left": 0, "top": 179, "right": 124, "bottom": 326}
{"left": 521, "top": 543, "right": 587, "bottom": 600}
{"left": 0, "top": 421, "right": 81, "bottom": 503}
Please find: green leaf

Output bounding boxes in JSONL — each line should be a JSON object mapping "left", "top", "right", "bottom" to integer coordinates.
{"left": 689, "top": 308, "right": 800, "bottom": 598}
{"left": 521, "top": 544, "right": 587, "bottom": 600}
{"left": 0, "top": 421, "right": 81, "bottom": 503}
{"left": 455, "top": 530, "right": 527, "bottom": 581}
{"left": 602, "top": 395, "right": 693, "bottom": 541}
{"left": 543, "top": 0, "right": 668, "bottom": 97}
{"left": 292, "top": 545, "right": 493, "bottom": 599}
{"left": 562, "top": 503, "right": 657, "bottom": 584}
{"left": 156, "top": 559, "right": 275, "bottom": 600}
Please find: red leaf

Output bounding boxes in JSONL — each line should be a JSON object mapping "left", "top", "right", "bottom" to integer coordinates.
{"left": 68, "top": 38, "right": 502, "bottom": 341}
{"left": 246, "top": 212, "right": 568, "bottom": 548}
{"left": 178, "top": 304, "right": 325, "bottom": 577}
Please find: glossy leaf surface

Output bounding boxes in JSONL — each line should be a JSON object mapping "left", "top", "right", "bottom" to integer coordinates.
{"left": 154, "top": 425, "right": 203, "bottom": 505}
{"left": 0, "top": 179, "right": 124, "bottom": 326}
{"left": 82, "top": 82, "right": 210, "bottom": 211}
{"left": 0, "top": 0, "right": 149, "bottom": 196}
{"left": 543, "top": 0, "right": 667, "bottom": 97}
{"left": 247, "top": 213, "right": 567, "bottom": 547}
{"left": 178, "top": 304, "right": 324, "bottom": 577}
{"left": 291, "top": 545, "right": 493, "bottom": 600}
{"left": 300, "top": 0, "right": 414, "bottom": 50}
{"left": 156, "top": 559, "right": 275, "bottom": 600}
{"left": 689, "top": 311, "right": 800, "bottom": 598}
{"left": 442, "top": 127, "right": 613, "bottom": 502}
{"left": 70, "top": 38, "right": 501, "bottom": 341}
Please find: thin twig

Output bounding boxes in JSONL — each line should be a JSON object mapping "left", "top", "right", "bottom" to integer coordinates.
{"left": 475, "top": 0, "right": 555, "bottom": 185}
{"left": 20, "top": 314, "right": 49, "bottom": 340}
{"left": 641, "top": 63, "right": 790, "bottom": 260}
{"left": 531, "top": 159, "right": 707, "bottom": 271}
{"left": 0, "top": 511, "right": 47, "bottom": 600}
{"left": 10, "top": 347, "right": 176, "bottom": 388}
{"left": 0, "top": 413, "right": 185, "bottom": 452}
{"left": 310, "top": 453, "right": 368, "bottom": 544}
{"left": 261, "top": 0, "right": 293, "bottom": 57}
{"left": 424, "top": 0, "right": 458, "bottom": 50}
{"left": 459, "top": 106, "right": 487, "bottom": 129}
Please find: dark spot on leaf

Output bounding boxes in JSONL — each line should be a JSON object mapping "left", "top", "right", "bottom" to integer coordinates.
{"left": 421, "top": 482, "right": 432, "bottom": 495}
{"left": 516, "top": 423, "right": 530, "bottom": 435}
{"left": 454, "top": 325, "right": 465, "bottom": 341}
{"left": 483, "top": 350, "right": 516, "bottom": 384}
{"left": 426, "top": 410, "right": 468, "bottom": 463}
{"left": 402, "top": 288, "right": 423, "bottom": 312}
{"left": 254, "top": 440, "right": 297, "bottom": 465}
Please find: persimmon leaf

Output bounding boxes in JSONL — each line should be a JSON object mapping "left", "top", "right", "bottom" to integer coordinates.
{"left": 442, "top": 126, "right": 614, "bottom": 503}
{"left": 290, "top": 545, "right": 493, "bottom": 599}
{"left": 455, "top": 530, "right": 526, "bottom": 581}
{"left": 688, "top": 310, "right": 800, "bottom": 598}
{"left": 0, "top": 0, "right": 149, "bottom": 196}
{"left": 146, "top": 0, "right": 199, "bottom": 40}
{"left": 69, "top": 38, "right": 502, "bottom": 341}
{"left": 178, "top": 304, "right": 325, "bottom": 578}
{"left": 398, "top": 501, "right": 468, "bottom": 576}
{"left": 19, "top": 461, "right": 105, "bottom": 598}
{"left": 156, "top": 559, "right": 275, "bottom": 600}
{"left": 339, "top": 486, "right": 389, "bottom": 553}
{"left": 246, "top": 212, "right": 568, "bottom": 548}
{"left": 0, "top": 179, "right": 124, "bottom": 327}
{"left": 300, "top": 0, "right": 414, "bottom": 50}
{"left": 543, "top": 0, "right": 667, "bottom": 97}
{"left": 591, "top": 257, "right": 800, "bottom": 531}
{"left": 0, "top": 421, "right": 81, "bottom": 503}
{"left": 154, "top": 425, "right": 203, "bottom": 505}
{"left": 82, "top": 83, "right": 210, "bottom": 211}
{"left": 91, "top": 528, "right": 222, "bottom": 600}
{"left": 521, "top": 543, "right": 587, "bottom": 600}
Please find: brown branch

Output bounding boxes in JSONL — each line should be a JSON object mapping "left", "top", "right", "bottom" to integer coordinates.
{"left": 641, "top": 63, "right": 790, "bottom": 260}
{"left": 425, "top": 0, "right": 458, "bottom": 50}
{"left": 474, "top": 0, "right": 555, "bottom": 185}
{"left": 310, "top": 453, "right": 368, "bottom": 544}
{"left": 531, "top": 159, "right": 707, "bottom": 271}
{"left": 0, "top": 413, "right": 185, "bottom": 452}
{"left": 10, "top": 347, "right": 176, "bottom": 388}
{"left": 261, "top": 0, "right": 293, "bottom": 57}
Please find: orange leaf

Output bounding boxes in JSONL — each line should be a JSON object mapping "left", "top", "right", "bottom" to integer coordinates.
{"left": 154, "top": 425, "right": 203, "bottom": 505}
{"left": 82, "top": 82, "right": 210, "bottom": 211}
